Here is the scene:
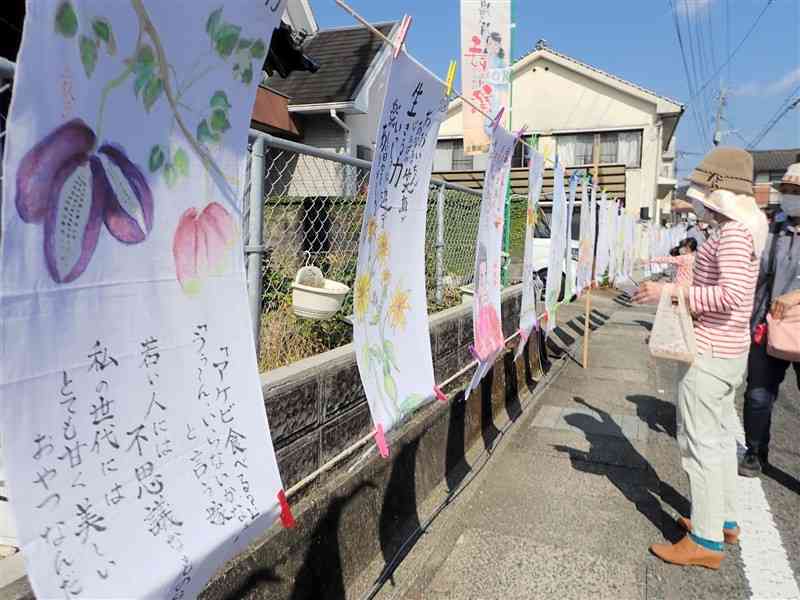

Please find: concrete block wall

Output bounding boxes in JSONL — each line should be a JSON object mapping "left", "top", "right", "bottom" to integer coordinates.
{"left": 264, "top": 287, "right": 524, "bottom": 495}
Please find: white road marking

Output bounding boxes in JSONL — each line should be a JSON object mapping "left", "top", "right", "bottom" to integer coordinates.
{"left": 732, "top": 420, "right": 800, "bottom": 600}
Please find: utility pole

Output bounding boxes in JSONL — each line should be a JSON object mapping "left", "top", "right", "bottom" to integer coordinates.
{"left": 713, "top": 86, "right": 727, "bottom": 146}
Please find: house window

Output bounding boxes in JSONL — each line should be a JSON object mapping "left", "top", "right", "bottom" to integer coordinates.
{"left": 451, "top": 139, "right": 474, "bottom": 171}
{"left": 555, "top": 130, "right": 642, "bottom": 168}
{"left": 599, "top": 133, "right": 618, "bottom": 164}
{"left": 556, "top": 134, "right": 594, "bottom": 167}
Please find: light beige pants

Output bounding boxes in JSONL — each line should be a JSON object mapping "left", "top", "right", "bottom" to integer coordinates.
{"left": 677, "top": 351, "right": 746, "bottom": 543}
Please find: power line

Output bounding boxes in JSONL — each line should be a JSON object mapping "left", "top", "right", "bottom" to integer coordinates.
{"left": 689, "top": 0, "right": 776, "bottom": 107}
{"left": 747, "top": 85, "right": 800, "bottom": 149}
{"left": 669, "top": 0, "right": 710, "bottom": 148}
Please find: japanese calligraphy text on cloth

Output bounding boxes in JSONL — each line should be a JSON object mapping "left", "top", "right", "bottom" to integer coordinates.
{"left": 0, "top": 2, "right": 287, "bottom": 598}
{"left": 460, "top": 0, "right": 511, "bottom": 155}
{"left": 353, "top": 52, "right": 447, "bottom": 436}
{"left": 514, "top": 149, "right": 545, "bottom": 361}
{"left": 465, "top": 125, "right": 517, "bottom": 398}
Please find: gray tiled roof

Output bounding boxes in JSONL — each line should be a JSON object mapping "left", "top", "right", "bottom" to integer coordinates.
{"left": 749, "top": 148, "right": 800, "bottom": 173}
{"left": 266, "top": 22, "right": 395, "bottom": 107}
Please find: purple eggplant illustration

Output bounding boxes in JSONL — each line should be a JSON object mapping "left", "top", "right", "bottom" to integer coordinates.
{"left": 16, "top": 119, "right": 95, "bottom": 223}
{"left": 96, "top": 144, "right": 154, "bottom": 243}
{"left": 15, "top": 120, "right": 154, "bottom": 284}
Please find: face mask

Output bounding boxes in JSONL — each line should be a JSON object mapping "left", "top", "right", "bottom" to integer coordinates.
{"left": 691, "top": 199, "right": 708, "bottom": 221}
{"left": 780, "top": 193, "right": 800, "bottom": 218}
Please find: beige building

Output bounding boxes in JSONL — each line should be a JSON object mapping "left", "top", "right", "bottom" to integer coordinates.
{"left": 435, "top": 42, "right": 684, "bottom": 220}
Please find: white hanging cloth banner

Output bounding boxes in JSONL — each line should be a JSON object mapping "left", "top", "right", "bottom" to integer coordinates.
{"left": 0, "top": 2, "right": 290, "bottom": 598}
{"left": 543, "top": 160, "right": 567, "bottom": 334}
{"left": 594, "top": 192, "right": 610, "bottom": 283}
{"left": 352, "top": 52, "right": 446, "bottom": 453}
{"left": 576, "top": 176, "right": 593, "bottom": 296}
{"left": 561, "top": 172, "right": 578, "bottom": 302}
{"left": 465, "top": 124, "right": 517, "bottom": 398}
{"left": 514, "top": 149, "right": 545, "bottom": 361}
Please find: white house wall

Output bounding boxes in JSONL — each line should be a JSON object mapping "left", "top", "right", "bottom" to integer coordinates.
{"left": 439, "top": 54, "right": 670, "bottom": 217}
{"left": 283, "top": 115, "right": 347, "bottom": 197}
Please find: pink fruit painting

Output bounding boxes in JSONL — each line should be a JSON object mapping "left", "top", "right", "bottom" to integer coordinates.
{"left": 173, "top": 202, "right": 237, "bottom": 295}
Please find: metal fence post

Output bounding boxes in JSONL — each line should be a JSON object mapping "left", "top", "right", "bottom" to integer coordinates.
{"left": 246, "top": 137, "right": 266, "bottom": 355}
{"left": 435, "top": 183, "right": 446, "bottom": 304}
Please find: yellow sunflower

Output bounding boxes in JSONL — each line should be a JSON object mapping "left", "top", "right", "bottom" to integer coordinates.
{"left": 354, "top": 274, "right": 371, "bottom": 319}
{"left": 366, "top": 217, "right": 378, "bottom": 241}
{"left": 377, "top": 231, "right": 390, "bottom": 264}
{"left": 388, "top": 289, "right": 411, "bottom": 330}
{"left": 381, "top": 268, "right": 392, "bottom": 286}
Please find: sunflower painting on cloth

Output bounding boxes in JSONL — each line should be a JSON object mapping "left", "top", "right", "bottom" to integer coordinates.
{"left": 352, "top": 52, "right": 447, "bottom": 442}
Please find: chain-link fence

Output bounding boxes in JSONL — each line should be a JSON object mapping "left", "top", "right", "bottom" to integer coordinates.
{"left": 248, "top": 133, "right": 488, "bottom": 372}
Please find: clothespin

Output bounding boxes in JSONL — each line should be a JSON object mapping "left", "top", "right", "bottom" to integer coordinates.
{"left": 490, "top": 107, "right": 505, "bottom": 132}
{"left": 445, "top": 60, "right": 457, "bottom": 97}
{"left": 374, "top": 424, "right": 389, "bottom": 458}
{"left": 393, "top": 15, "right": 412, "bottom": 58}
{"left": 433, "top": 385, "right": 448, "bottom": 403}
{"left": 514, "top": 125, "right": 528, "bottom": 141}
{"left": 277, "top": 489, "right": 296, "bottom": 528}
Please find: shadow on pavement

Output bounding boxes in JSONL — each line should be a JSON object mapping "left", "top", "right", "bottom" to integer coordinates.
{"left": 763, "top": 463, "right": 800, "bottom": 496}
{"left": 553, "top": 397, "right": 689, "bottom": 543}
{"left": 627, "top": 394, "right": 677, "bottom": 438}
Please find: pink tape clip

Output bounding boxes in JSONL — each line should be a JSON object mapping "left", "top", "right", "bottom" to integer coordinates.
{"left": 393, "top": 15, "right": 412, "bottom": 58}
{"left": 490, "top": 107, "right": 505, "bottom": 131}
{"left": 374, "top": 424, "right": 390, "bottom": 458}
{"left": 277, "top": 489, "right": 296, "bottom": 529}
{"left": 433, "top": 385, "right": 448, "bottom": 403}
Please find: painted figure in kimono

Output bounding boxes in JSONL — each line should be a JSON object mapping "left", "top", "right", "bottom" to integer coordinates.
{"left": 474, "top": 242, "right": 504, "bottom": 361}
{"left": 483, "top": 31, "right": 509, "bottom": 136}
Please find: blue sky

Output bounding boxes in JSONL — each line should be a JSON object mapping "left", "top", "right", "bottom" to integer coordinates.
{"left": 311, "top": 0, "right": 799, "bottom": 178}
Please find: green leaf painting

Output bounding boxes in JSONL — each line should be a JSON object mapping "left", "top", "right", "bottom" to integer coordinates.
{"left": 164, "top": 163, "right": 177, "bottom": 188}
{"left": 383, "top": 373, "right": 398, "bottom": 404}
{"left": 79, "top": 35, "right": 98, "bottom": 78}
{"left": 251, "top": 39, "right": 267, "bottom": 60}
{"left": 210, "top": 109, "right": 230, "bottom": 133}
{"left": 214, "top": 23, "right": 241, "bottom": 58}
{"left": 149, "top": 145, "right": 165, "bottom": 172}
{"left": 55, "top": 2, "right": 78, "bottom": 38}
{"left": 91, "top": 18, "right": 116, "bottom": 55}
{"left": 142, "top": 77, "right": 163, "bottom": 112}
{"left": 206, "top": 7, "right": 223, "bottom": 37}
{"left": 383, "top": 339, "right": 399, "bottom": 371}
{"left": 173, "top": 148, "right": 189, "bottom": 176}
{"left": 209, "top": 90, "right": 231, "bottom": 110}
{"left": 397, "top": 393, "right": 427, "bottom": 415}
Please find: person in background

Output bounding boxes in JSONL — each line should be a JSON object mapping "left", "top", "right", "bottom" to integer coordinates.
{"left": 686, "top": 213, "right": 709, "bottom": 247}
{"left": 633, "top": 147, "right": 767, "bottom": 569}
{"left": 644, "top": 238, "right": 698, "bottom": 287}
{"left": 740, "top": 162, "right": 800, "bottom": 476}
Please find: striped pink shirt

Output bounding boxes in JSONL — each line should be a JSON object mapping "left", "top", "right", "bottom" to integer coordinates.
{"left": 651, "top": 254, "right": 695, "bottom": 287}
{"left": 688, "top": 221, "right": 758, "bottom": 358}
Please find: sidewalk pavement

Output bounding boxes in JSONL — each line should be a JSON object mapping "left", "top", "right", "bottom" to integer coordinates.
{"left": 353, "top": 289, "right": 797, "bottom": 600}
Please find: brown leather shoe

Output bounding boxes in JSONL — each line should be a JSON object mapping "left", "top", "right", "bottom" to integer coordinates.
{"left": 650, "top": 535, "right": 724, "bottom": 570}
{"left": 677, "top": 516, "right": 740, "bottom": 545}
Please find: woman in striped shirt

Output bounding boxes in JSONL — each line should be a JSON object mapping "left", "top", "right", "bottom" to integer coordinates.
{"left": 633, "top": 147, "right": 767, "bottom": 570}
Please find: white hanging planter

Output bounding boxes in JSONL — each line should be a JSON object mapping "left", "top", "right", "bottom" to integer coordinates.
{"left": 291, "top": 267, "right": 350, "bottom": 320}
